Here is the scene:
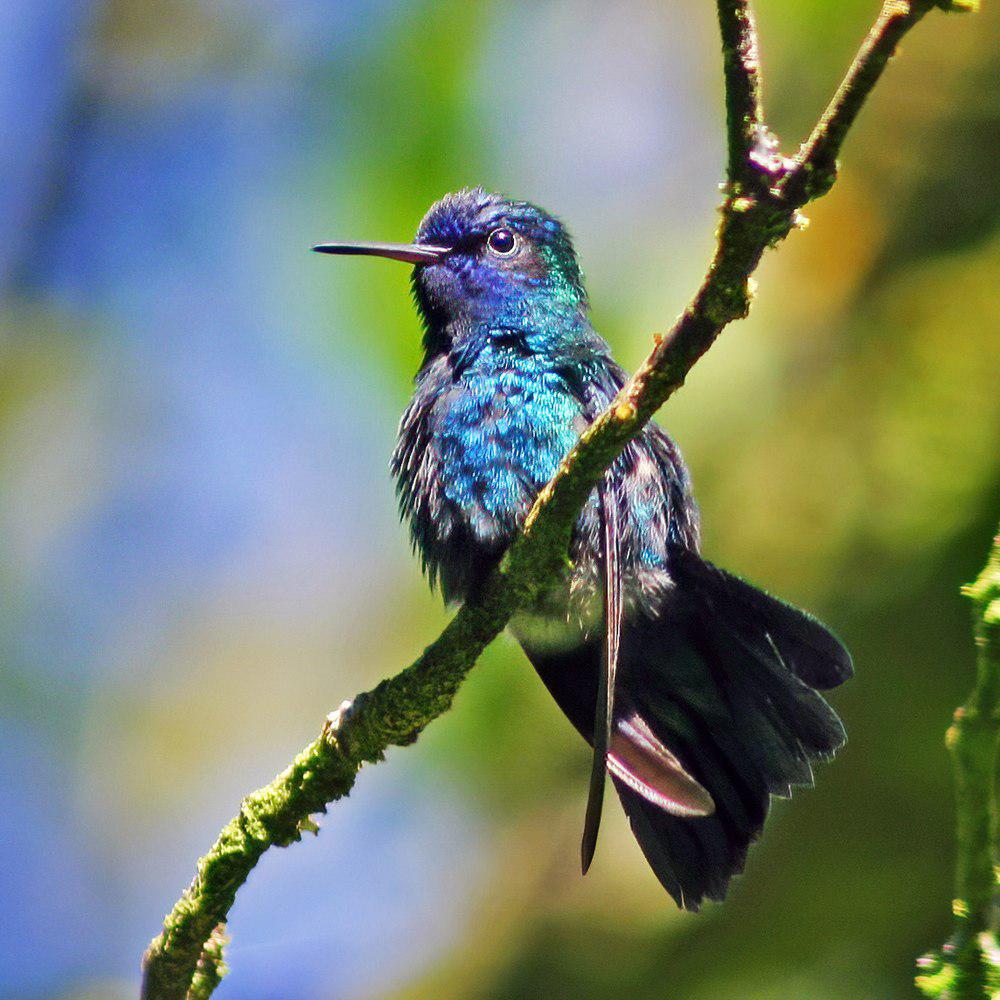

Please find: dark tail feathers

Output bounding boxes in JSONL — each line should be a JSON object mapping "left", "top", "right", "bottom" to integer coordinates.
{"left": 522, "top": 545, "right": 852, "bottom": 911}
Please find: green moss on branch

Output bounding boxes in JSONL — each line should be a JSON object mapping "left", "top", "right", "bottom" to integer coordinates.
{"left": 917, "top": 527, "right": 1000, "bottom": 998}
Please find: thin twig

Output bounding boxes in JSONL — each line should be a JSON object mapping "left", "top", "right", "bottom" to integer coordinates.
{"left": 781, "top": 0, "right": 947, "bottom": 206}
{"left": 716, "top": 0, "right": 767, "bottom": 187}
{"left": 917, "top": 527, "right": 1000, "bottom": 998}
{"left": 140, "top": 2, "right": 969, "bottom": 996}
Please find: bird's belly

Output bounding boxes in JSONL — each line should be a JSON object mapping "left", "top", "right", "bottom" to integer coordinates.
{"left": 510, "top": 556, "right": 675, "bottom": 654}
{"left": 510, "top": 599, "right": 597, "bottom": 654}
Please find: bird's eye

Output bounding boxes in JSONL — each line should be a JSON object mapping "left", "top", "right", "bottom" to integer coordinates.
{"left": 486, "top": 228, "right": 518, "bottom": 256}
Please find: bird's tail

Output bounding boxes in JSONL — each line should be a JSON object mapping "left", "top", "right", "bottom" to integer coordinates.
{"left": 522, "top": 545, "right": 852, "bottom": 910}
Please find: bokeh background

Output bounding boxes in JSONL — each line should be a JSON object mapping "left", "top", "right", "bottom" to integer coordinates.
{"left": 2, "top": 1, "right": 998, "bottom": 997}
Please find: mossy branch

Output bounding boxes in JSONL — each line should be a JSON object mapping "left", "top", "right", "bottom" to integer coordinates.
{"left": 141, "top": 3, "right": 969, "bottom": 996}
{"left": 917, "top": 526, "right": 1000, "bottom": 998}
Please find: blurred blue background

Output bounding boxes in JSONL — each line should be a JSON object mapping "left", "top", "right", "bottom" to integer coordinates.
{"left": 1, "top": 1, "right": 998, "bottom": 997}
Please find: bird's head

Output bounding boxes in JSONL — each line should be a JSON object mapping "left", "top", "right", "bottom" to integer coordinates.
{"left": 314, "top": 188, "right": 589, "bottom": 356}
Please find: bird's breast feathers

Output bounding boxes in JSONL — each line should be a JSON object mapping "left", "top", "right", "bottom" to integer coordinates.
{"left": 392, "top": 350, "right": 695, "bottom": 615}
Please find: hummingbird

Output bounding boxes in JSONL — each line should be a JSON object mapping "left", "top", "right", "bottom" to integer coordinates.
{"left": 314, "top": 188, "right": 851, "bottom": 910}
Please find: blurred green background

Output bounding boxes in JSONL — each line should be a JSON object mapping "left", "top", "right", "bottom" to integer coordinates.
{"left": 1, "top": 2, "right": 998, "bottom": 998}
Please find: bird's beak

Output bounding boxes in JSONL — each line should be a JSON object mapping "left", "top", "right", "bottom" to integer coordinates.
{"left": 311, "top": 241, "right": 449, "bottom": 265}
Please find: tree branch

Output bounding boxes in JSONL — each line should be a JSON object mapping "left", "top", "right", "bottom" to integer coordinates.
{"left": 917, "top": 525, "right": 1000, "bottom": 998}
{"left": 716, "top": 0, "right": 767, "bottom": 187}
{"left": 141, "top": 3, "right": 971, "bottom": 996}
{"left": 781, "top": 0, "right": 977, "bottom": 206}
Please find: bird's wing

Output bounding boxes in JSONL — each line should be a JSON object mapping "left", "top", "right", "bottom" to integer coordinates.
{"left": 581, "top": 476, "right": 623, "bottom": 873}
